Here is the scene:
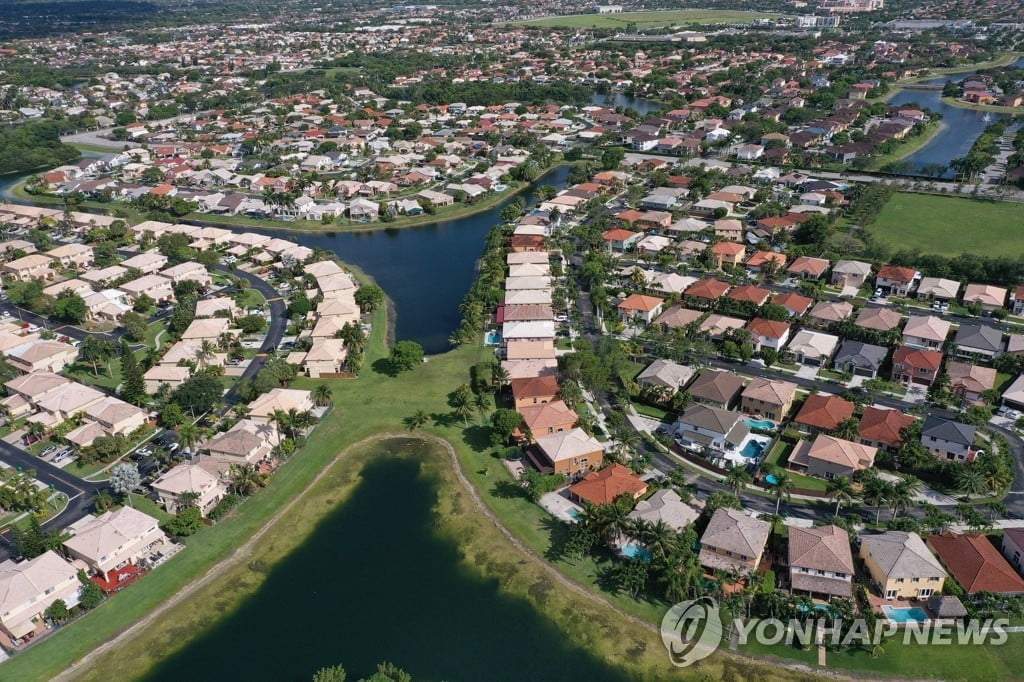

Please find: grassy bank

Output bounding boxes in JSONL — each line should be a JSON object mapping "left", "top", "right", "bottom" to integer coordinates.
{"left": 863, "top": 120, "right": 945, "bottom": 171}
{"left": 894, "top": 53, "right": 1023, "bottom": 84}
{"left": 513, "top": 9, "right": 778, "bottom": 28}
{"left": 871, "top": 192, "right": 1024, "bottom": 258}
{"left": 940, "top": 96, "right": 1024, "bottom": 114}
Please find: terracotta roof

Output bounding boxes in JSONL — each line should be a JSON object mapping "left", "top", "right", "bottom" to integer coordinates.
{"left": 519, "top": 400, "right": 577, "bottom": 432}
{"left": 893, "top": 346, "right": 943, "bottom": 371}
{"left": 787, "top": 256, "right": 830, "bottom": 277}
{"left": 772, "top": 292, "right": 813, "bottom": 315}
{"left": 795, "top": 394, "right": 855, "bottom": 430}
{"left": 877, "top": 264, "right": 917, "bottom": 282}
{"left": 510, "top": 375, "right": 561, "bottom": 401}
{"left": 618, "top": 294, "right": 664, "bottom": 312}
{"left": 858, "top": 407, "right": 916, "bottom": 448}
{"left": 729, "top": 285, "right": 772, "bottom": 304}
{"left": 927, "top": 532, "right": 1024, "bottom": 594}
{"left": 746, "top": 317, "right": 790, "bottom": 339}
{"left": 742, "top": 377, "right": 797, "bottom": 406}
{"left": 802, "top": 434, "right": 877, "bottom": 470}
{"left": 746, "top": 251, "right": 788, "bottom": 268}
{"left": 569, "top": 463, "right": 647, "bottom": 505}
{"left": 685, "top": 278, "right": 731, "bottom": 300}
{"left": 602, "top": 228, "right": 639, "bottom": 242}
{"left": 711, "top": 241, "right": 746, "bottom": 256}
{"left": 789, "top": 524, "right": 854, "bottom": 574}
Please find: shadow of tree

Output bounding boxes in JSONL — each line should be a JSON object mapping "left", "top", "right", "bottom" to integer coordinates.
{"left": 429, "top": 412, "right": 456, "bottom": 428}
{"left": 371, "top": 358, "right": 395, "bottom": 377}
{"left": 461, "top": 424, "right": 493, "bottom": 453}
{"left": 490, "top": 480, "right": 527, "bottom": 500}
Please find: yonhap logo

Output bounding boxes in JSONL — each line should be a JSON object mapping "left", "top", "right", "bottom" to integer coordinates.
{"left": 660, "top": 597, "right": 724, "bottom": 667}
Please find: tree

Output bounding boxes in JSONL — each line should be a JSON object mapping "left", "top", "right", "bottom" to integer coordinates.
{"left": 79, "top": 580, "right": 104, "bottom": 610}
{"left": 109, "top": 463, "right": 141, "bottom": 501}
{"left": 355, "top": 284, "right": 385, "bottom": 313}
{"left": 177, "top": 423, "right": 202, "bottom": 453}
{"left": 52, "top": 290, "right": 87, "bottom": 324}
{"left": 133, "top": 293, "right": 155, "bottom": 313}
{"left": 404, "top": 409, "right": 430, "bottom": 430}
{"left": 312, "top": 665, "right": 347, "bottom": 682}
{"left": 889, "top": 475, "right": 922, "bottom": 520}
{"left": 760, "top": 348, "right": 778, "bottom": 367}
{"left": 44, "top": 599, "right": 69, "bottom": 623}
{"left": 169, "top": 302, "right": 195, "bottom": 336}
{"left": 313, "top": 384, "right": 333, "bottom": 407}
{"left": 449, "top": 385, "right": 474, "bottom": 426}
{"left": 520, "top": 468, "right": 564, "bottom": 502}
{"left": 601, "top": 147, "right": 625, "bottom": 170}
{"left": 163, "top": 506, "right": 203, "bottom": 537}
{"left": 80, "top": 337, "right": 116, "bottom": 377}
{"left": 956, "top": 466, "right": 988, "bottom": 496}
{"left": 236, "top": 314, "right": 267, "bottom": 334}
{"left": 119, "top": 342, "right": 146, "bottom": 405}
{"left": 387, "top": 341, "right": 423, "bottom": 374}
{"left": 769, "top": 471, "right": 793, "bottom": 514}
{"left": 490, "top": 408, "right": 524, "bottom": 444}
{"left": 827, "top": 476, "right": 857, "bottom": 516}
{"left": 229, "top": 463, "right": 266, "bottom": 496}
{"left": 161, "top": 402, "right": 185, "bottom": 427}
{"left": 861, "top": 472, "right": 893, "bottom": 524}
{"left": 171, "top": 372, "right": 224, "bottom": 414}
{"left": 833, "top": 417, "right": 861, "bottom": 442}
{"left": 121, "top": 312, "right": 148, "bottom": 343}
{"left": 13, "top": 516, "right": 63, "bottom": 558}
{"left": 724, "top": 466, "right": 751, "bottom": 494}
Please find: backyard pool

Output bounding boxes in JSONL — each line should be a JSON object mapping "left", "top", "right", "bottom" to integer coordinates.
{"left": 484, "top": 330, "right": 501, "bottom": 346}
{"left": 620, "top": 544, "right": 652, "bottom": 561}
{"left": 746, "top": 419, "right": 776, "bottom": 430}
{"left": 567, "top": 508, "right": 582, "bottom": 521}
{"left": 740, "top": 439, "right": 766, "bottom": 459}
{"left": 882, "top": 606, "right": 930, "bottom": 624}
{"left": 765, "top": 474, "right": 779, "bottom": 485}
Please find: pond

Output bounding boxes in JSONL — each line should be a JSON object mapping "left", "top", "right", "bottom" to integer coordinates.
{"left": 886, "top": 56, "right": 1024, "bottom": 176}
{"left": 590, "top": 92, "right": 664, "bottom": 115}
{"left": 248, "top": 164, "right": 572, "bottom": 354}
{"left": 146, "top": 441, "right": 635, "bottom": 682}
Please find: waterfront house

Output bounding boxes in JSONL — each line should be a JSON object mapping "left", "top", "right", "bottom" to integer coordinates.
{"left": 151, "top": 463, "right": 228, "bottom": 516}
{"left": 788, "top": 525, "right": 855, "bottom": 599}
{"left": 64, "top": 507, "right": 169, "bottom": 581}
{"left": 699, "top": 508, "right": 771, "bottom": 574}
{"left": 568, "top": 463, "right": 647, "bottom": 506}
{"left": 858, "top": 531, "right": 946, "bottom": 599}
{"left": 533, "top": 427, "right": 604, "bottom": 477}
{"left": 0, "top": 551, "right": 81, "bottom": 640}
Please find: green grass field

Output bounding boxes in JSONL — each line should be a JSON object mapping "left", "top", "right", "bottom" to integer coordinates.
{"left": 515, "top": 9, "right": 777, "bottom": 29}
{"left": 871, "top": 193, "right": 1024, "bottom": 258}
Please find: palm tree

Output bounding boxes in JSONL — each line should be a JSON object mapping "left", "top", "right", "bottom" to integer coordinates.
{"left": 450, "top": 390, "right": 474, "bottom": 426}
{"left": 637, "top": 519, "right": 679, "bottom": 562}
{"left": 229, "top": 463, "right": 266, "bottom": 496}
{"left": 826, "top": 476, "right": 857, "bottom": 516}
{"left": 861, "top": 474, "right": 893, "bottom": 525}
{"left": 890, "top": 475, "right": 921, "bottom": 520}
{"left": 725, "top": 466, "right": 751, "bottom": 494}
{"left": 956, "top": 466, "right": 988, "bottom": 496}
{"left": 178, "top": 490, "right": 201, "bottom": 510}
{"left": 473, "top": 392, "right": 491, "bottom": 423}
{"left": 770, "top": 471, "right": 793, "bottom": 514}
{"left": 312, "top": 384, "right": 333, "bottom": 407}
{"left": 405, "top": 409, "right": 429, "bottom": 431}
{"left": 196, "top": 339, "right": 217, "bottom": 370}
{"left": 490, "top": 363, "right": 510, "bottom": 389}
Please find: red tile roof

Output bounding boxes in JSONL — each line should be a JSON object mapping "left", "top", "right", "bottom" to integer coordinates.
{"left": 618, "top": 294, "right": 664, "bottom": 312}
{"left": 685, "top": 278, "right": 731, "bottom": 300}
{"left": 893, "top": 346, "right": 943, "bottom": 371}
{"left": 878, "top": 264, "right": 918, "bottom": 283}
{"left": 858, "top": 407, "right": 916, "bottom": 448}
{"left": 746, "top": 317, "right": 791, "bottom": 339}
{"left": 510, "top": 375, "right": 561, "bottom": 401}
{"left": 569, "top": 463, "right": 648, "bottom": 506}
{"left": 927, "top": 532, "right": 1024, "bottom": 594}
{"left": 795, "top": 394, "right": 855, "bottom": 430}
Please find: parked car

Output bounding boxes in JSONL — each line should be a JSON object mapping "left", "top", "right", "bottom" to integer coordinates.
{"left": 40, "top": 445, "right": 57, "bottom": 458}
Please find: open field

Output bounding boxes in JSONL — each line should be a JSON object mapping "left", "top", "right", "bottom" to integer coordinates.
{"left": 871, "top": 192, "right": 1024, "bottom": 258}
{"left": 514, "top": 10, "right": 779, "bottom": 29}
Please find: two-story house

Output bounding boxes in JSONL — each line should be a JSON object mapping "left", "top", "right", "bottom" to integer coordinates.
{"left": 859, "top": 531, "right": 946, "bottom": 599}
{"left": 921, "top": 416, "right": 977, "bottom": 463}
{"left": 699, "top": 508, "right": 771, "bottom": 574}
{"left": 789, "top": 524, "right": 855, "bottom": 599}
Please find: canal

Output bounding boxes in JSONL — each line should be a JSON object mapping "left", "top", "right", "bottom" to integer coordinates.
{"left": 887, "top": 56, "right": 1024, "bottom": 176}
{"left": 145, "top": 441, "right": 636, "bottom": 682}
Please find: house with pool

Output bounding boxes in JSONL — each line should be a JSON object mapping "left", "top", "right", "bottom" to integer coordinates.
{"left": 858, "top": 531, "right": 946, "bottom": 600}
{"left": 788, "top": 524, "right": 855, "bottom": 600}
{"left": 699, "top": 508, "right": 771, "bottom": 575}
{"left": 926, "top": 532, "right": 1024, "bottom": 595}
{"left": 740, "top": 377, "right": 798, "bottom": 423}
{"left": 789, "top": 434, "right": 877, "bottom": 480}
{"left": 674, "top": 404, "right": 771, "bottom": 467}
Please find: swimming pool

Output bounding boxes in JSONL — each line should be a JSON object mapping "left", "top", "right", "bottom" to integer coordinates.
{"left": 746, "top": 419, "right": 776, "bottom": 430}
{"left": 765, "top": 474, "right": 779, "bottom": 485}
{"left": 882, "top": 606, "right": 929, "bottom": 624}
{"left": 484, "top": 330, "right": 501, "bottom": 346}
{"left": 740, "top": 440, "right": 766, "bottom": 459}
{"left": 620, "top": 544, "right": 652, "bottom": 561}
{"left": 567, "top": 508, "right": 582, "bottom": 520}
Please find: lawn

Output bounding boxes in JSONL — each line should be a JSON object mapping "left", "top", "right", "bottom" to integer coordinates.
{"left": 515, "top": 9, "right": 778, "bottom": 28}
{"left": 871, "top": 193, "right": 1024, "bottom": 258}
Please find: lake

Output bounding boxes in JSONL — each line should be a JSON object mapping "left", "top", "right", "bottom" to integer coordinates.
{"left": 249, "top": 164, "right": 571, "bottom": 354}
{"left": 145, "top": 441, "right": 634, "bottom": 682}
{"left": 590, "top": 92, "right": 663, "bottom": 115}
{"left": 887, "top": 56, "right": 1024, "bottom": 176}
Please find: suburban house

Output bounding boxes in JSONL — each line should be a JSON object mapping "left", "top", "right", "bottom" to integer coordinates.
{"left": 617, "top": 294, "right": 664, "bottom": 325}
{"left": 808, "top": 301, "right": 854, "bottom": 325}
{"left": 916, "top": 277, "right": 960, "bottom": 302}
{"left": 962, "top": 284, "right": 1007, "bottom": 311}
{"left": 830, "top": 260, "right": 872, "bottom": 289}
{"left": 710, "top": 241, "right": 746, "bottom": 269}
{"left": 636, "top": 359, "right": 694, "bottom": 394}
{"left": 118, "top": 274, "right": 174, "bottom": 303}
{"left": 902, "top": 315, "right": 950, "bottom": 350}
{"left": 684, "top": 278, "right": 731, "bottom": 306}
{"left": 45, "top": 244, "right": 94, "bottom": 269}
{"left": 687, "top": 369, "right": 745, "bottom": 409}
{"left": 510, "top": 375, "right": 560, "bottom": 409}
{"left": 832, "top": 341, "right": 888, "bottom": 378}
{"left": 855, "top": 306, "right": 902, "bottom": 334}
{"left": 892, "top": 346, "right": 943, "bottom": 386}
{"left": 519, "top": 399, "right": 578, "bottom": 436}
{"left": 151, "top": 463, "right": 228, "bottom": 516}
{"left": 532, "top": 427, "right": 604, "bottom": 477}
{"left": 0, "top": 551, "right": 81, "bottom": 640}
{"left": 946, "top": 361, "right": 997, "bottom": 405}
{"left": 875, "top": 265, "right": 919, "bottom": 297}
{"left": 788, "top": 525, "right": 855, "bottom": 599}
{"left": 921, "top": 416, "right": 977, "bottom": 463}
{"left": 789, "top": 434, "right": 877, "bottom": 479}
{"left": 1000, "top": 528, "right": 1024, "bottom": 577}
{"left": 953, "top": 324, "right": 1004, "bottom": 361}
{"left": 698, "top": 508, "right": 771, "bottom": 574}
{"left": 927, "top": 532, "right": 1024, "bottom": 595}
{"left": 568, "top": 463, "right": 648, "bottom": 506}
{"left": 7, "top": 340, "right": 78, "bottom": 374}
{"left": 794, "top": 394, "right": 855, "bottom": 434}
{"left": 674, "top": 403, "right": 750, "bottom": 454}
{"left": 628, "top": 489, "right": 698, "bottom": 531}
{"left": 206, "top": 419, "right": 281, "bottom": 463}
{"left": 247, "top": 388, "right": 315, "bottom": 423}
{"left": 602, "top": 228, "right": 641, "bottom": 253}
{"left": 3, "top": 254, "right": 54, "bottom": 281}
{"left": 787, "top": 256, "right": 830, "bottom": 280}
{"left": 63, "top": 507, "right": 170, "bottom": 581}
{"left": 772, "top": 293, "right": 814, "bottom": 318}
{"left": 858, "top": 531, "right": 946, "bottom": 599}
{"left": 745, "top": 318, "right": 791, "bottom": 352}
{"left": 740, "top": 377, "right": 797, "bottom": 422}
{"left": 1003, "top": 375, "right": 1024, "bottom": 412}
{"left": 785, "top": 330, "right": 839, "bottom": 365}
{"left": 858, "top": 407, "right": 916, "bottom": 451}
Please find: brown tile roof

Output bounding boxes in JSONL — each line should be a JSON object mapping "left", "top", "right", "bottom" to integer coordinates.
{"left": 927, "top": 533, "right": 1024, "bottom": 595}
{"left": 795, "top": 394, "right": 855, "bottom": 430}
{"left": 685, "top": 278, "right": 731, "bottom": 300}
{"left": 787, "top": 256, "right": 830, "bottom": 278}
{"left": 510, "top": 375, "right": 561, "bottom": 401}
{"left": 688, "top": 369, "right": 745, "bottom": 404}
{"left": 858, "top": 407, "right": 916, "bottom": 448}
{"left": 893, "top": 346, "right": 943, "bottom": 371}
{"left": 729, "top": 285, "right": 772, "bottom": 304}
{"left": 771, "top": 292, "right": 813, "bottom": 315}
{"left": 569, "top": 463, "right": 648, "bottom": 505}
{"left": 745, "top": 317, "right": 791, "bottom": 340}
{"left": 618, "top": 294, "right": 664, "bottom": 312}
{"left": 789, "top": 524, "right": 854, "bottom": 575}
{"left": 877, "top": 264, "right": 917, "bottom": 282}
{"left": 519, "top": 400, "right": 577, "bottom": 432}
